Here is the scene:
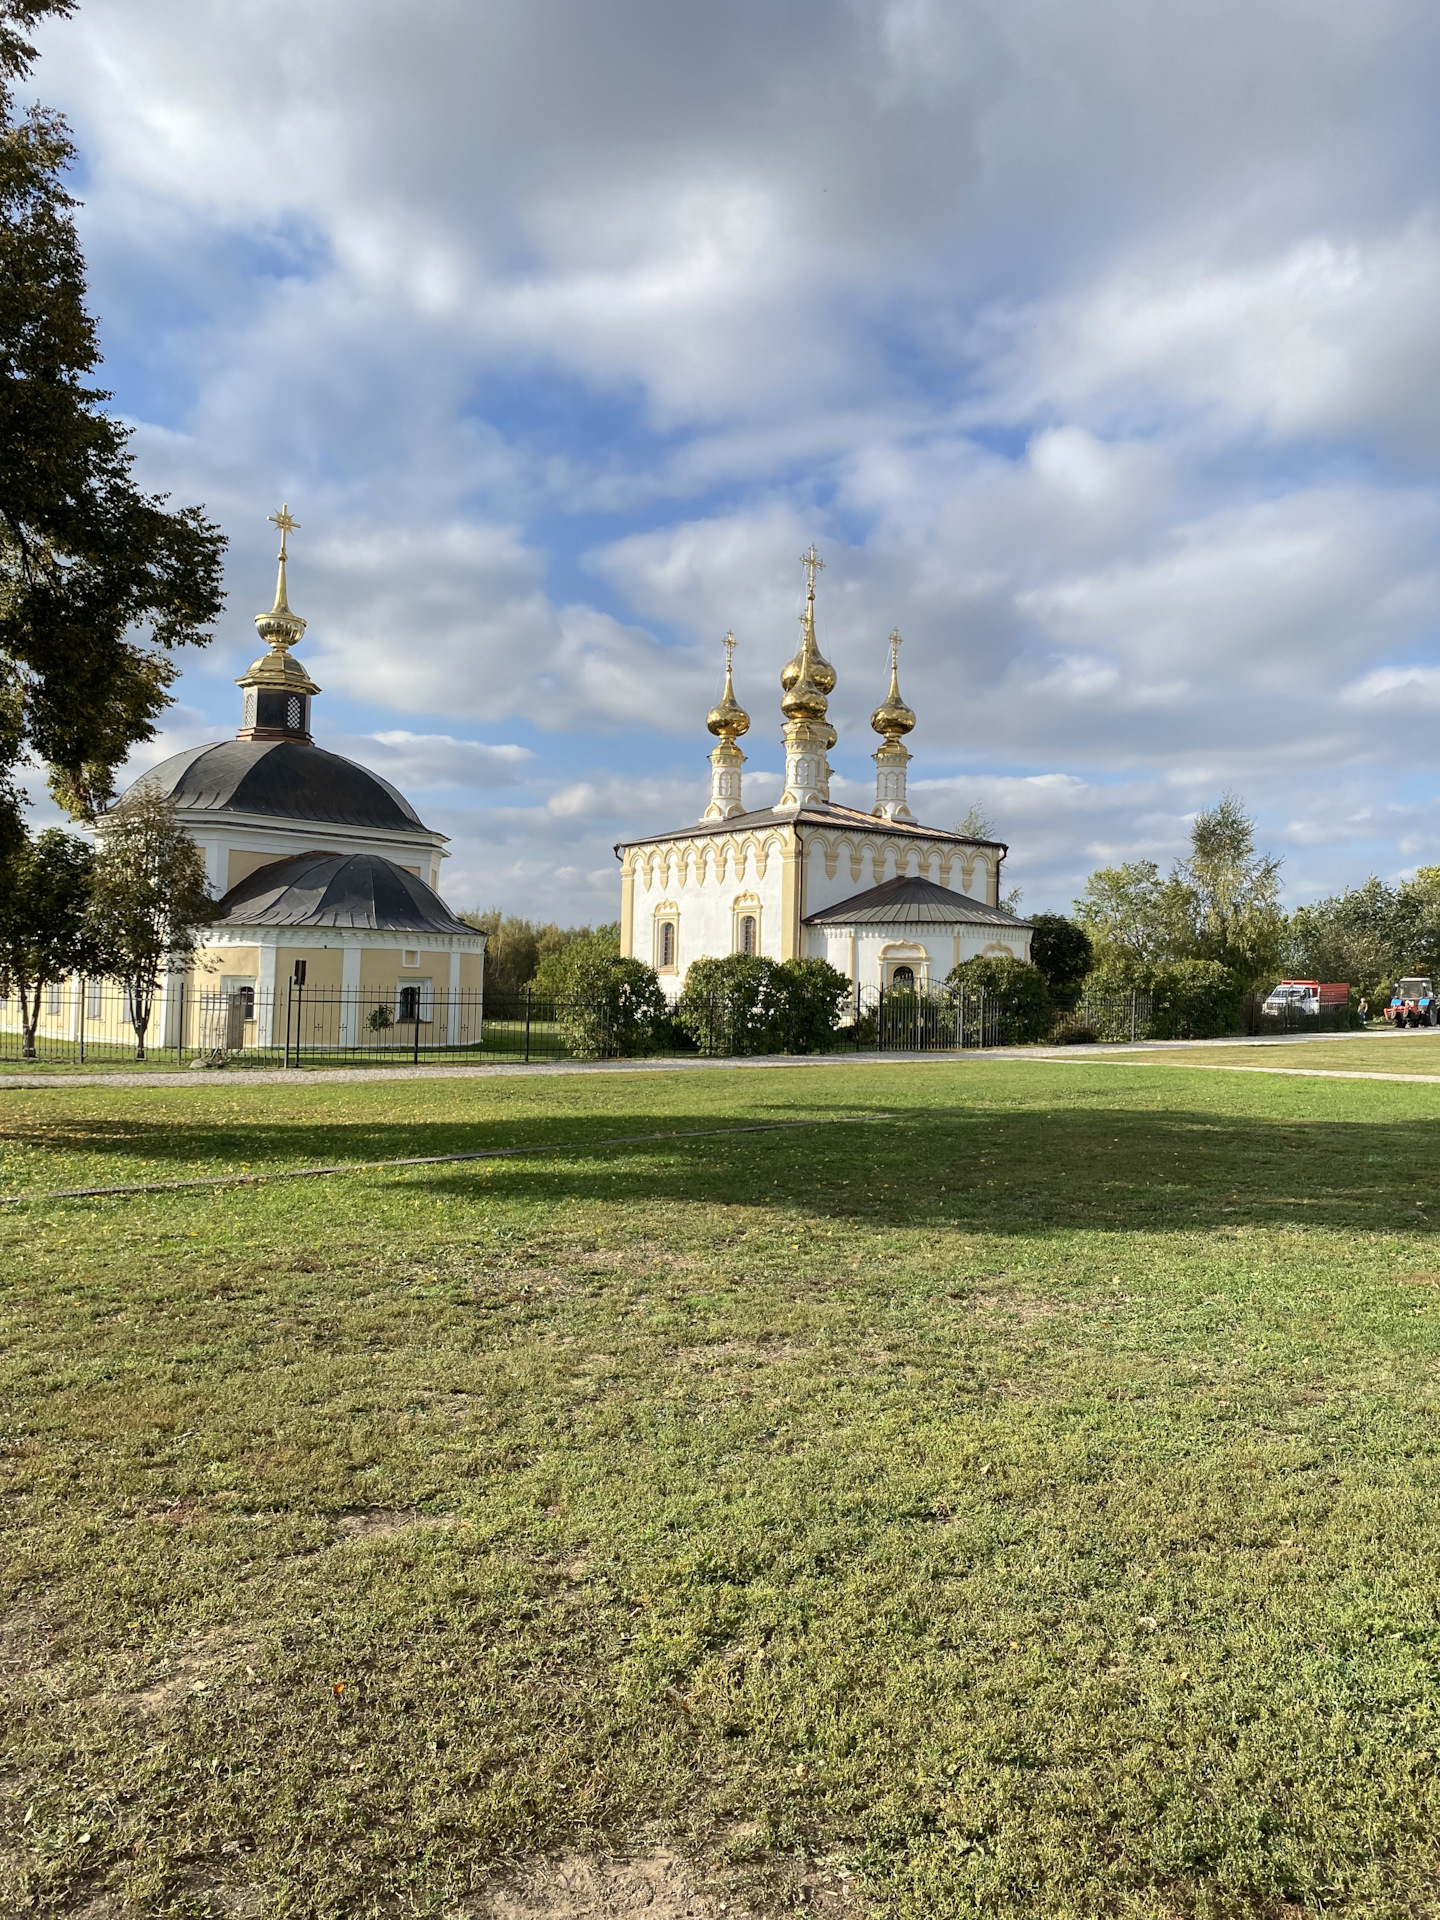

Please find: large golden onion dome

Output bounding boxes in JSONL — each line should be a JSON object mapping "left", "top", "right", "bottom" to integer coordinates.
{"left": 871, "top": 629, "right": 916, "bottom": 739}
{"left": 706, "top": 632, "right": 750, "bottom": 740}
{"left": 781, "top": 544, "right": 836, "bottom": 719}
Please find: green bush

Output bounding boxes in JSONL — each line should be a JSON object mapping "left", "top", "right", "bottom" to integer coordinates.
{"left": 553, "top": 949, "right": 669, "bottom": 1059}
{"left": 944, "top": 955, "right": 1054, "bottom": 1044}
{"left": 675, "top": 954, "right": 781, "bottom": 1054}
{"left": 1028, "top": 913, "right": 1094, "bottom": 1012}
{"left": 1142, "top": 959, "right": 1243, "bottom": 1039}
{"left": 674, "top": 953, "right": 853, "bottom": 1055}
{"left": 773, "top": 957, "right": 853, "bottom": 1053}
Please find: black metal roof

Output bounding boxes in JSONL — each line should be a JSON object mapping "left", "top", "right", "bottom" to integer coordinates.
{"left": 803, "top": 874, "right": 1032, "bottom": 929}
{"left": 215, "top": 852, "right": 474, "bottom": 934}
{"left": 616, "top": 800, "right": 1005, "bottom": 853}
{"left": 138, "top": 739, "right": 427, "bottom": 832}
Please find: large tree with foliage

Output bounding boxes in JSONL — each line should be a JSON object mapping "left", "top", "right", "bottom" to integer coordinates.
{"left": 1075, "top": 795, "right": 1282, "bottom": 989}
{"left": 0, "top": 823, "right": 94, "bottom": 1056}
{"left": 0, "top": 1, "right": 225, "bottom": 830}
{"left": 1178, "top": 792, "right": 1283, "bottom": 982}
{"left": 89, "top": 784, "right": 211, "bottom": 1058}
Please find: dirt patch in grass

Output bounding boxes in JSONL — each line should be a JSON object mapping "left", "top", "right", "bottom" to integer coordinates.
{"left": 333, "top": 1508, "right": 449, "bottom": 1542}
{"left": 120, "top": 1628, "right": 257, "bottom": 1717}
{"left": 476, "top": 1853, "right": 737, "bottom": 1920}
{"left": 477, "top": 1852, "right": 857, "bottom": 1920}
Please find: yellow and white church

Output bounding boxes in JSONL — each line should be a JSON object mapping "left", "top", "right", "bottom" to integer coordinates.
{"left": 133, "top": 508, "right": 485, "bottom": 1049}
{"left": 616, "top": 548, "right": 1032, "bottom": 995}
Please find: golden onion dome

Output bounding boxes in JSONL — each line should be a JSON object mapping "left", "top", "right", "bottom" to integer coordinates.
{"left": 706, "top": 632, "right": 750, "bottom": 740}
{"left": 871, "top": 629, "right": 916, "bottom": 739}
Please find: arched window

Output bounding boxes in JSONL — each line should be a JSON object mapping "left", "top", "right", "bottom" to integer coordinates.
{"left": 891, "top": 964, "right": 915, "bottom": 989}
{"left": 740, "top": 914, "right": 757, "bottom": 954}
{"left": 659, "top": 921, "right": 675, "bottom": 968}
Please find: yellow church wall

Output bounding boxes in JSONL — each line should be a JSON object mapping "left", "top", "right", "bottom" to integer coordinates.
{"left": 225, "top": 848, "right": 331, "bottom": 890}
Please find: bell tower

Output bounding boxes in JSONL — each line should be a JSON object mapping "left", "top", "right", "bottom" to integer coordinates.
{"left": 236, "top": 504, "right": 321, "bottom": 742}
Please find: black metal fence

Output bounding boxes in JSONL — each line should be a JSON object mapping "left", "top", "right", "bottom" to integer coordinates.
{"left": 1242, "top": 993, "right": 1355, "bottom": 1036}
{"left": 1, "top": 973, "right": 1345, "bottom": 1071}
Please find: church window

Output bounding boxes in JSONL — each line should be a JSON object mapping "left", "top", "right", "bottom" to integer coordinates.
{"left": 46, "top": 982, "right": 62, "bottom": 1014}
{"left": 286, "top": 694, "right": 303, "bottom": 730}
{"left": 658, "top": 921, "right": 676, "bottom": 968}
{"left": 397, "top": 978, "right": 434, "bottom": 1023}
{"left": 85, "top": 979, "right": 102, "bottom": 1018}
{"left": 891, "top": 964, "right": 915, "bottom": 989}
{"left": 740, "top": 914, "right": 757, "bottom": 954}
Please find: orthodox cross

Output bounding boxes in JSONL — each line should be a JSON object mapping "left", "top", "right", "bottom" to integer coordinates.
{"left": 723, "top": 629, "right": 737, "bottom": 671}
{"left": 268, "top": 503, "right": 300, "bottom": 559}
{"left": 889, "top": 627, "right": 903, "bottom": 672}
{"left": 800, "top": 544, "right": 825, "bottom": 597}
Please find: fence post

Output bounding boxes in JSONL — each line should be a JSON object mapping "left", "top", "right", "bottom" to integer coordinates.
{"left": 413, "top": 998, "right": 421, "bottom": 1065}
{"left": 284, "top": 981, "right": 292, "bottom": 1070}
{"left": 524, "top": 984, "right": 531, "bottom": 1064}
{"left": 1129, "top": 988, "right": 1137, "bottom": 1043}
{"left": 78, "top": 978, "right": 85, "bottom": 1066}
{"left": 175, "top": 977, "right": 184, "bottom": 1067}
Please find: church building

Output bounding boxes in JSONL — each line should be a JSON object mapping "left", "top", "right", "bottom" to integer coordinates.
{"left": 616, "top": 549, "right": 1032, "bottom": 996}
{"left": 133, "top": 508, "right": 484, "bottom": 1049}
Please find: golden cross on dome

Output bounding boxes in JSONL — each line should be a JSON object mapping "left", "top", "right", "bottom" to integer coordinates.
{"left": 800, "top": 544, "right": 825, "bottom": 597}
{"left": 723, "top": 629, "right": 737, "bottom": 669}
{"left": 268, "top": 503, "right": 300, "bottom": 558}
{"left": 889, "top": 626, "right": 903, "bottom": 670}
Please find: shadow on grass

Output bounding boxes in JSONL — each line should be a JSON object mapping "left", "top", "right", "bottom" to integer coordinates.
{"left": 7, "top": 1087, "right": 1438, "bottom": 1236}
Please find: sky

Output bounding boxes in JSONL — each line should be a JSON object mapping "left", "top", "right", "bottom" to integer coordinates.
{"left": 21, "top": 0, "right": 1440, "bottom": 921}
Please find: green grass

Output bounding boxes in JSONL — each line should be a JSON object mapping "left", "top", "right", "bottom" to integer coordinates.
{"left": 1118, "top": 1031, "right": 1440, "bottom": 1076}
{"left": 5, "top": 1060, "right": 1440, "bottom": 1918}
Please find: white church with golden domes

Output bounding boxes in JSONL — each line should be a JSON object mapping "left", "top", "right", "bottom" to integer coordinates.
{"left": 616, "top": 548, "right": 1032, "bottom": 996}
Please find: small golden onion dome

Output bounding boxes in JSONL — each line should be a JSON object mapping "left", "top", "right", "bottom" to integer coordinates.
{"left": 871, "top": 629, "right": 916, "bottom": 739}
{"left": 706, "top": 633, "right": 750, "bottom": 740}
{"left": 239, "top": 504, "right": 319, "bottom": 697}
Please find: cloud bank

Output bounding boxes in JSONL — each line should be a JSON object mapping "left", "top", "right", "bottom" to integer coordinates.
{"left": 27, "top": 0, "right": 1440, "bottom": 915}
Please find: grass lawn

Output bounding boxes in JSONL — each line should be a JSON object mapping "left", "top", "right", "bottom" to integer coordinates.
{"left": 5, "top": 1060, "right": 1440, "bottom": 1919}
{"left": 1113, "top": 1030, "right": 1440, "bottom": 1077}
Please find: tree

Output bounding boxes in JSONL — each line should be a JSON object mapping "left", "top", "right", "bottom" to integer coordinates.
{"left": 89, "top": 785, "right": 212, "bottom": 1058}
{"left": 462, "top": 907, "right": 598, "bottom": 999}
{"left": 531, "top": 923, "right": 622, "bottom": 998}
{"left": 1179, "top": 792, "right": 1282, "bottom": 985}
{"left": 1027, "top": 913, "right": 1094, "bottom": 1011}
{"left": 945, "top": 954, "right": 1053, "bottom": 1044}
{"left": 0, "top": 824, "right": 94, "bottom": 1056}
{"left": 1285, "top": 875, "right": 1406, "bottom": 1001}
{"left": 1075, "top": 795, "right": 1282, "bottom": 989}
{"left": 0, "top": 1, "right": 226, "bottom": 827}
{"left": 1073, "top": 860, "right": 1185, "bottom": 977}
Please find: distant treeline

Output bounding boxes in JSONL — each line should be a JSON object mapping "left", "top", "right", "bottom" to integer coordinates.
{"left": 460, "top": 909, "right": 620, "bottom": 999}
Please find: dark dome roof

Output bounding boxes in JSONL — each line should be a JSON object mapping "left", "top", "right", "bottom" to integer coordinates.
{"left": 215, "top": 852, "right": 472, "bottom": 934}
{"left": 138, "top": 738, "right": 425, "bottom": 832}
{"left": 804, "top": 874, "right": 1031, "bottom": 928}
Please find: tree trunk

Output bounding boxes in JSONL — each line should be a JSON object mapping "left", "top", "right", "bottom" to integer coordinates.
{"left": 20, "top": 980, "right": 41, "bottom": 1061}
{"left": 129, "top": 975, "right": 155, "bottom": 1061}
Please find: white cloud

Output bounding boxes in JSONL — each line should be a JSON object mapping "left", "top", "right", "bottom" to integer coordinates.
{"left": 17, "top": 0, "right": 1440, "bottom": 921}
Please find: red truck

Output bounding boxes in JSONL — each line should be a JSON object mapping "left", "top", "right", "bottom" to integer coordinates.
{"left": 1262, "top": 980, "right": 1349, "bottom": 1018}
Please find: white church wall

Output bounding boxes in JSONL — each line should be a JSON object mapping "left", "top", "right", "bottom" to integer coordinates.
{"left": 799, "top": 830, "right": 996, "bottom": 915}
{"left": 806, "top": 919, "right": 1031, "bottom": 990}
{"left": 627, "top": 830, "right": 790, "bottom": 998}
